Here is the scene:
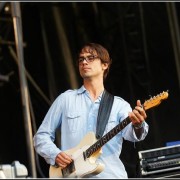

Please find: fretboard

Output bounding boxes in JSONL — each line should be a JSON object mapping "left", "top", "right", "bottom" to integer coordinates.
{"left": 85, "top": 117, "right": 131, "bottom": 158}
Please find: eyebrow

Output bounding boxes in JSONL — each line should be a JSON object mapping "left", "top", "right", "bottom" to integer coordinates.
{"left": 79, "top": 54, "right": 94, "bottom": 58}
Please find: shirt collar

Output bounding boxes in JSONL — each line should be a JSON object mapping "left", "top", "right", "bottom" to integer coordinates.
{"left": 77, "top": 85, "right": 86, "bottom": 94}
{"left": 77, "top": 85, "right": 104, "bottom": 101}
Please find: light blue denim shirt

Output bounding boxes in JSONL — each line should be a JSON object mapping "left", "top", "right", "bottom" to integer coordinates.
{"left": 33, "top": 86, "right": 149, "bottom": 178}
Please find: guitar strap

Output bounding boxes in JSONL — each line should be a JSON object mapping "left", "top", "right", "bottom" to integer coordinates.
{"left": 96, "top": 89, "right": 114, "bottom": 139}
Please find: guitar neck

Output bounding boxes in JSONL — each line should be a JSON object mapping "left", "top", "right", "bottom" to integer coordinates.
{"left": 85, "top": 117, "right": 131, "bottom": 158}
{"left": 84, "top": 91, "right": 169, "bottom": 159}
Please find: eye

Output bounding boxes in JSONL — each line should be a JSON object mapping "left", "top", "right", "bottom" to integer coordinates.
{"left": 88, "top": 56, "right": 95, "bottom": 60}
{"left": 78, "top": 57, "right": 84, "bottom": 62}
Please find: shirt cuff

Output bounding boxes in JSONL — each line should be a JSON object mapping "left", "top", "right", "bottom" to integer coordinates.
{"left": 133, "top": 121, "right": 145, "bottom": 129}
{"left": 50, "top": 148, "right": 62, "bottom": 165}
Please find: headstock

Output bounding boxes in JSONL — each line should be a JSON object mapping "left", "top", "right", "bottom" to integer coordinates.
{"left": 143, "top": 91, "right": 169, "bottom": 111}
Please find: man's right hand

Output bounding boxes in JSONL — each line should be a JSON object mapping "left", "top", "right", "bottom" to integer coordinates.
{"left": 55, "top": 152, "right": 72, "bottom": 169}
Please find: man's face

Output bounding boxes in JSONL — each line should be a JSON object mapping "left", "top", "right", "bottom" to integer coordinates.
{"left": 78, "top": 52, "right": 108, "bottom": 80}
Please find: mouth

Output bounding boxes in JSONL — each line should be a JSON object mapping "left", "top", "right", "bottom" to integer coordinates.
{"left": 82, "top": 67, "right": 91, "bottom": 71}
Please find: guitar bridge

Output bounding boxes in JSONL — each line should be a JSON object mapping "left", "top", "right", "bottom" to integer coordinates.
{"left": 62, "top": 161, "right": 75, "bottom": 178}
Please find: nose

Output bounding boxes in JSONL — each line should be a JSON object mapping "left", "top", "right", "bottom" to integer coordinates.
{"left": 82, "top": 58, "right": 88, "bottom": 63}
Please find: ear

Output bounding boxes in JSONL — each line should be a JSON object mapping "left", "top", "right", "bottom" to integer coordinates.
{"left": 102, "top": 63, "right": 108, "bottom": 70}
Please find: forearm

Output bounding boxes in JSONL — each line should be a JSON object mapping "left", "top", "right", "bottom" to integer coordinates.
{"left": 33, "top": 133, "right": 61, "bottom": 165}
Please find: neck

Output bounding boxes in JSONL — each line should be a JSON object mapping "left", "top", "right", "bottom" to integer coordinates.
{"left": 83, "top": 78, "right": 104, "bottom": 101}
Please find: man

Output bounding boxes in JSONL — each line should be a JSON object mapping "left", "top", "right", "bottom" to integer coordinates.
{"left": 33, "top": 43, "right": 149, "bottom": 178}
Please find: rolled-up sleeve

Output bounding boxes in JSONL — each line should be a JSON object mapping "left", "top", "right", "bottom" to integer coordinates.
{"left": 122, "top": 121, "right": 149, "bottom": 142}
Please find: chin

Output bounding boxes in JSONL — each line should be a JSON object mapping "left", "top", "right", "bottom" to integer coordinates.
{"left": 82, "top": 75, "right": 91, "bottom": 80}
{"left": 81, "top": 73, "right": 90, "bottom": 78}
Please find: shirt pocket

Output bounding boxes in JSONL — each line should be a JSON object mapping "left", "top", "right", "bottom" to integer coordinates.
{"left": 66, "top": 111, "right": 83, "bottom": 133}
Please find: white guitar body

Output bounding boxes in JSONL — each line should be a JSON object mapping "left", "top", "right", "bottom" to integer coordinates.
{"left": 49, "top": 132, "right": 105, "bottom": 178}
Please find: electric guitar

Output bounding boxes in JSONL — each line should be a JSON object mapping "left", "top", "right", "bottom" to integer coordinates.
{"left": 49, "top": 91, "right": 169, "bottom": 178}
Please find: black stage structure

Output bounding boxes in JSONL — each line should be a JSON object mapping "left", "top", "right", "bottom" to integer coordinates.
{"left": 0, "top": 2, "right": 180, "bottom": 178}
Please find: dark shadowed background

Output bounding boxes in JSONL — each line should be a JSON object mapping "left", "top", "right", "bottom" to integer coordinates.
{"left": 0, "top": 1, "right": 180, "bottom": 178}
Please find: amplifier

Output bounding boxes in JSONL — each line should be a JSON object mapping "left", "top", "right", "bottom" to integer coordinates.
{"left": 138, "top": 145, "right": 180, "bottom": 176}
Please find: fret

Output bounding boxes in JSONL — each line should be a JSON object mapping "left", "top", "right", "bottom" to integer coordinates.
{"left": 85, "top": 117, "right": 132, "bottom": 158}
{"left": 94, "top": 144, "right": 97, "bottom": 150}
{"left": 96, "top": 141, "right": 101, "bottom": 149}
{"left": 102, "top": 136, "right": 107, "bottom": 144}
{"left": 109, "top": 129, "right": 115, "bottom": 138}
{"left": 116, "top": 126, "right": 119, "bottom": 132}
